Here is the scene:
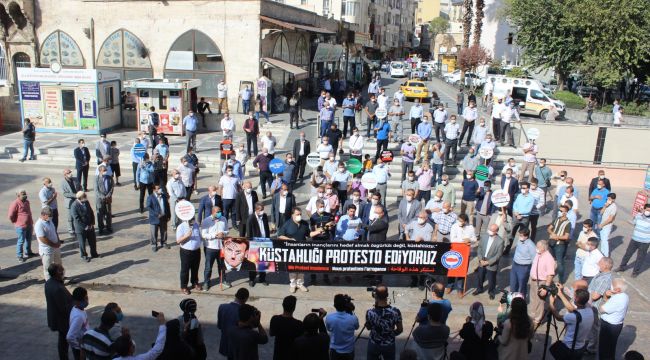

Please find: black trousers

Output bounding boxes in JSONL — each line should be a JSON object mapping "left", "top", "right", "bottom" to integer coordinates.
{"left": 96, "top": 200, "right": 112, "bottom": 231}
{"left": 246, "top": 133, "right": 258, "bottom": 157}
{"left": 259, "top": 170, "right": 273, "bottom": 197}
{"left": 297, "top": 155, "right": 307, "bottom": 179}
{"left": 57, "top": 329, "right": 69, "bottom": 360}
{"left": 204, "top": 247, "right": 226, "bottom": 284}
{"left": 343, "top": 116, "right": 355, "bottom": 137}
{"left": 330, "top": 349, "right": 354, "bottom": 360}
{"left": 476, "top": 265, "right": 497, "bottom": 295}
{"left": 529, "top": 214, "right": 540, "bottom": 241}
{"left": 444, "top": 138, "right": 458, "bottom": 163}
{"left": 434, "top": 122, "right": 445, "bottom": 143}
{"left": 139, "top": 183, "right": 153, "bottom": 211}
{"left": 76, "top": 229, "right": 98, "bottom": 258}
{"left": 620, "top": 240, "right": 649, "bottom": 275}
{"left": 410, "top": 117, "right": 421, "bottom": 134}
{"left": 599, "top": 320, "right": 623, "bottom": 360}
{"left": 290, "top": 110, "right": 299, "bottom": 128}
{"left": 459, "top": 121, "right": 475, "bottom": 146}
{"left": 375, "top": 139, "right": 388, "bottom": 159}
{"left": 131, "top": 162, "right": 138, "bottom": 187}
{"left": 249, "top": 271, "right": 267, "bottom": 282}
{"left": 52, "top": 208, "right": 59, "bottom": 231}
{"left": 180, "top": 248, "right": 201, "bottom": 289}
{"left": 76, "top": 165, "right": 89, "bottom": 191}
{"left": 492, "top": 118, "right": 501, "bottom": 141}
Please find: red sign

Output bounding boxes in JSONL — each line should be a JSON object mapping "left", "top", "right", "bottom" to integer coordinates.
{"left": 632, "top": 190, "right": 648, "bottom": 217}
{"left": 381, "top": 150, "right": 394, "bottom": 163}
{"left": 446, "top": 243, "right": 471, "bottom": 278}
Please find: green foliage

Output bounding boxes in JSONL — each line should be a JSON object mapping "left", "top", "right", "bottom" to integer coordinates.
{"left": 505, "top": 67, "right": 527, "bottom": 78}
{"left": 428, "top": 17, "right": 450, "bottom": 38}
{"left": 553, "top": 91, "right": 587, "bottom": 109}
{"left": 601, "top": 102, "right": 650, "bottom": 116}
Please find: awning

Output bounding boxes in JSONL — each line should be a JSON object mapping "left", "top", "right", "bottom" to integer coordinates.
{"left": 261, "top": 57, "right": 309, "bottom": 80}
{"left": 360, "top": 53, "right": 374, "bottom": 65}
{"left": 260, "top": 15, "right": 336, "bottom": 34}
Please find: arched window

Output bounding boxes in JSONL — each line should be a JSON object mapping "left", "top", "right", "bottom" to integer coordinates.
{"left": 294, "top": 36, "right": 309, "bottom": 67}
{"left": 12, "top": 52, "right": 30, "bottom": 93}
{"left": 40, "top": 30, "right": 84, "bottom": 67}
{"left": 272, "top": 34, "right": 290, "bottom": 62}
{"left": 164, "top": 30, "right": 225, "bottom": 98}
{"left": 96, "top": 29, "right": 153, "bottom": 80}
{"left": 0, "top": 43, "right": 7, "bottom": 85}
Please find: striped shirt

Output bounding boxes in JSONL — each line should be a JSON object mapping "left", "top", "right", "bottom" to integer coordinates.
{"left": 633, "top": 214, "right": 650, "bottom": 243}
{"left": 530, "top": 188, "right": 545, "bottom": 215}
{"left": 81, "top": 328, "right": 113, "bottom": 359}
{"left": 549, "top": 216, "right": 571, "bottom": 240}
{"left": 433, "top": 212, "right": 457, "bottom": 235}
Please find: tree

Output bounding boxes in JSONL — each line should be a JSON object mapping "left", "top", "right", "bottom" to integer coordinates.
{"left": 462, "top": 0, "right": 474, "bottom": 48}
{"left": 428, "top": 17, "right": 450, "bottom": 56}
{"left": 503, "top": 0, "right": 584, "bottom": 90}
{"left": 473, "top": 0, "right": 485, "bottom": 46}
{"left": 458, "top": 45, "right": 492, "bottom": 90}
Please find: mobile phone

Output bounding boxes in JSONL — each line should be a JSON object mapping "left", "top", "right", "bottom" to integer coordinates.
{"left": 151, "top": 310, "right": 159, "bottom": 318}
{"left": 311, "top": 308, "right": 320, "bottom": 313}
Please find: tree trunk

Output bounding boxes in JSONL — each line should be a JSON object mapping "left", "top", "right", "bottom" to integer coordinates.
{"left": 557, "top": 71, "right": 566, "bottom": 91}
{"left": 463, "top": 0, "right": 473, "bottom": 49}
{"left": 473, "top": 0, "right": 484, "bottom": 46}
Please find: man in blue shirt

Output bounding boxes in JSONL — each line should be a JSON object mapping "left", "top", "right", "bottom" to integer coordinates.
{"left": 319, "top": 102, "right": 334, "bottom": 138}
{"left": 589, "top": 178, "right": 609, "bottom": 224}
{"left": 409, "top": 99, "right": 424, "bottom": 133}
{"left": 182, "top": 110, "right": 199, "bottom": 153}
{"left": 509, "top": 228, "right": 537, "bottom": 297}
{"left": 341, "top": 93, "right": 356, "bottom": 138}
{"left": 416, "top": 282, "right": 453, "bottom": 324}
{"left": 510, "top": 182, "right": 535, "bottom": 243}
{"left": 374, "top": 117, "right": 391, "bottom": 160}
{"left": 325, "top": 294, "right": 359, "bottom": 359}
{"left": 415, "top": 115, "right": 432, "bottom": 163}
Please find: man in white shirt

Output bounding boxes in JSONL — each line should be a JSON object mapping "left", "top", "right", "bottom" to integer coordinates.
{"left": 176, "top": 219, "right": 203, "bottom": 294}
{"left": 377, "top": 88, "right": 389, "bottom": 109}
{"left": 559, "top": 186, "right": 579, "bottom": 214}
{"left": 459, "top": 100, "right": 478, "bottom": 147}
{"left": 177, "top": 157, "right": 195, "bottom": 201}
{"left": 581, "top": 237, "right": 604, "bottom": 282}
{"left": 394, "top": 89, "right": 406, "bottom": 106}
{"left": 35, "top": 206, "right": 61, "bottom": 280}
{"left": 347, "top": 128, "right": 364, "bottom": 162}
{"left": 520, "top": 140, "right": 538, "bottom": 182}
{"left": 448, "top": 214, "right": 476, "bottom": 295}
{"left": 409, "top": 99, "right": 424, "bottom": 133}
{"left": 499, "top": 103, "right": 519, "bottom": 147}
{"left": 217, "top": 79, "right": 228, "bottom": 114}
{"left": 201, "top": 205, "right": 229, "bottom": 290}
{"left": 443, "top": 115, "right": 460, "bottom": 166}
{"left": 491, "top": 98, "right": 506, "bottom": 142}
{"left": 166, "top": 169, "right": 186, "bottom": 230}
{"left": 260, "top": 131, "right": 277, "bottom": 155}
{"left": 317, "top": 137, "right": 333, "bottom": 165}
{"left": 432, "top": 103, "right": 448, "bottom": 143}
{"left": 219, "top": 166, "right": 241, "bottom": 229}
{"left": 220, "top": 112, "right": 235, "bottom": 139}
{"left": 501, "top": 158, "right": 520, "bottom": 176}
{"left": 598, "top": 278, "right": 629, "bottom": 358}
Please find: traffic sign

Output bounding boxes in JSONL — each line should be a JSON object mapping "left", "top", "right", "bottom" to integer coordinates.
{"left": 361, "top": 172, "right": 378, "bottom": 190}
{"left": 306, "top": 152, "right": 321, "bottom": 168}
{"left": 133, "top": 143, "right": 146, "bottom": 160}
{"left": 475, "top": 165, "right": 489, "bottom": 181}
{"left": 479, "top": 147, "right": 494, "bottom": 160}
{"left": 375, "top": 107, "right": 388, "bottom": 119}
{"left": 491, "top": 189, "right": 511, "bottom": 208}
{"left": 269, "top": 158, "right": 285, "bottom": 174}
{"left": 175, "top": 200, "right": 196, "bottom": 221}
{"left": 526, "top": 128, "right": 540, "bottom": 140}
{"left": 346, "top": 158, "right": 363, "bottom": 174}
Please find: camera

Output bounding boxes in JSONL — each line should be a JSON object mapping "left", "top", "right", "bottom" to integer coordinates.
{"left": 538, "top": 283, "right": 559, "bottom": 297}
{"left": 499, "top": 290, "right": 509, "bottom": 305}
{"left": 342, "top": 294, "right": 355, "bottom": 314}
{"left": 367, "top": 286, "right": 377, "bottom": 298}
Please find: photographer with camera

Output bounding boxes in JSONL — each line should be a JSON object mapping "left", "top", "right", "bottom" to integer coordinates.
{"left": 529, "top": 240, "right": 556, "bottom": 328}
{"left": 365, "top": 285, "right": 403, "bottom": 360}
{"left": 547, "top": 288, "right": 594, "bottom": 360}
{"left": 413, "top": 303, "right": 450, "bottom": 360}
{"left": 416, "top": 282, "right": 453, "bottom": 325}
{"left": 228, "top": 304, "right": 268, "bottom": 360}
{"left": 325, "top": 294, "right": 359, "bottom": 359}
{"left": 177, "top": 298, "right": 206, "bottom": 359}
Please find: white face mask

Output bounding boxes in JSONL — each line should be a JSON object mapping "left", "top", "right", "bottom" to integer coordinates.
{"left": 442, "top": 180, "right": 448, "bottom": 185}
{"left": 294, "top": 215, "right": 302, "bottom": 222}
{"left": 406, "top": 196, "right": 413, "bottom": 202}
{"left": 408, "top": 176, "right": 414, "bottom": 181}
{"left": 339, "top": 168, "right": 345, "bottom": 173}
{"left": 282, "top": 191, "right": 288, "bottom": 196}
{"left": 583, "top": 227, "right": 589, "bottom": 233}
{"left": 644, "top": 211, "right": 650, "bottom": 217}
{"left": 245, "top": 188, "right": 252, "bottom": 194}
{"left": 318, "top": 207, "right": 325, "bottom": 213}
{"left": 487, "top": 230, "right": 496, "bottom": 236}
{"left": 466, "top": 175, "right": 472, "bottom": 179}
{"left": 326, "top": 189, "right": 332, "bottom": 194}
{"left": 352, "top": 195, "right": 359, "bottom": 201}
{"left": 434, "top": 196, "right": 442, "bottom": 201}
{"left": 371, "top": 199, "right": 379, "bottom": 205}
{"left": 417, "top": 218, "right": 426, "bottom": 225}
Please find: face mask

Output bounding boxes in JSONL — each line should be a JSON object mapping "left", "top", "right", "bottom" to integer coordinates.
{"left": 371, "top": 199, "right": 379, "bottom": 205}
{"left": 263, "top": 152, "right": 268, "bottom": 156}
{"left": 173, "top": 174, "right": 180, "bottom": 180}
{"left": 539, "top": 163, "right": 545, "bottom": 167}
{"left": 326, "top": 189, "right": 333, "bottom": 194}
{"left": 521, "top": 189, "right": 528, "bottom": 194}
{"left": 282, "top": 191, "right": 288, "bottom": 196}
{"left": 583, "top": 227, "right": 589, "bottom": 233}
{"left": 417, "top": 218, "right": 426, "bottom": 225}
{"left": 79, "top": 300, "right": 89, "bottom": 309}
{"left": 227, "top": 171, "right": 233, "bottom": 176}
{"left": 379, "top": 163, "right": 384, "bottom": 168}
{"left": 318, "top": 207, "right": 325, "bottom": 213}
{"left": 317, "top": 193, "right": 324, "bottom": 198}
{"left": 20, "top": 195, "right": 27, "bottom": 201}
{"left": 442, "top": 180, "right": 448, "bottom": 185}
{"left": 339, "top": 168, "right": 345, "bottom": 173}
{"left": 353, "top": 132, "right": 359, "bottom": 136}
{"left": 300, "top": 136, "right": 305, "bottom": 141}
{"left": 116, "top": 312, "right": 124, "bottom": 322}
{"left": 599, "top": 175, "right": 605, "bottom": 179}
{"left": 408, "top": 176, "right": 414, "bottom": 181}
{"left": 329, "top": 157, "right": 335, "bottom": 161}
{"left": 480, "top": 123, "right": 485, "bottom": 127}
{"left": 294, "top": 215, "right": 302, "bottom": 222}
{"left": 245, "top": 189, "right": 252, "bottom": 194}
{"left": 487, "top": 230, "right": 496, "bottom": 236}
{"left": 434, "top": 196, "right": 442, "bottom": 201}
{"left": 443, "top": 209, "right": 450, "bottom": 214}
{"left": 451, "top": 120, "right": 456, "bottom": 124}
{"left": 216, "top": 212, "right": 223, "bottom": 218}
{"left": 531, "top": 186, "right": 537, "bottom": 190}
{"left": 560, "top": 175, "right": 566, "bottom": 180}
{"left": 466, "top": 175, "right": 472, "bottom": 179}
{"left": 644, "top": 211, "right": 650, "bottom": 217}
{"left": 406, "top": 196, "right": 413, "bottom": 202}
{"left": 519, "top": 237, "right": 527, "bottom": 242}
{"left": 352, "top": 195, "right": 359, "bottom": 201}
{"left": 506, "top": 174, "right": 512, "bottom": 178}
{"left": 257, "top": 211, "right": 264, "bottom": 217}
{"left": 597, "top": 185, "right": 603, "bottom": 189}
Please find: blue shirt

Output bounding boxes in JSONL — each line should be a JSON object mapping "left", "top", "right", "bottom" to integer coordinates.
{"left": 590, "top": 188, "right": 609, "bottom": 209}
{"left": 342, "top": 98, "right": 356, "bottom": 117}
{"left": 375, "top": 120, "right": 391, "bottom": 140}
{"left": 417, "top": 121, "right": 432, "bottom": 139}
{"left": 409, "top": 105, "right": 424, "bottom": 119}
{"left": 136, "top": 161, "right": 154, "bottom": 185}
{"left": 513, "top": 238, "right": 536, "bottom": 265}
{"left": 372, "top": 165, "right": 390, "bottom": 183}
{"left": 183, "top": 114, "right": 198, "bottom": 132}
{"left": 320, "top": 107, "right": 334, "bottom": 121}
{"left": 154, "top": 144, "right": 169, "bottom": 158}
{"left": 336, "top": 215, "right": 363, "bottom": 240}
{"left": 417, "top": 299, "right": 452, "bottom": 324}
{"left": 512, "top": 193, "right": 534, "bottom": 216}
{"left": 633, "top": 213, "right": 650, "bottom": 243}
{"left": 325, "top": 311, "right": 359, "bottom": 353}
{"left": 461, "top": 179, "right": 479, "bottom": 201}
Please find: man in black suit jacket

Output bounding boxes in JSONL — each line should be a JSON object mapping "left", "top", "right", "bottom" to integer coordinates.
{"left": 95, "top": 166, "right": 114, "bottom": 235}
{"left": 147, "top": 184, "right": 171, "bottom": 252}
{"left": 500, "top": 169, "right": 519, "bottom": 214}
{"left": 70, "top": 191, "right": 98, "bottom": 261}
{"left": 235, "top": 182, "right": 258, "bottom": 236}
{"left": 61, "top": 169, "right": 81, "bottom": 234}
{"left": 588, "top": 169, "right": 612, "bottom": 195}
{"left": 197, "top": 185, "right": 222, "bottom": 224}
{"left": 246, "top": 203, "right": 271, "bottom": 286}
{"left": 271, "top": 184, "right": 296, "bottom": 229}
{"left": 44, "top": 263, "right": 73, "bottom": 360}
{"left": 367, "top": 206, "right": 389, "bottom": 242}
{"left": 292, "top": 131, "right": 311, "bottom": 180}
{"left": 73, "top": 139, "right": 91, "bottom": 191}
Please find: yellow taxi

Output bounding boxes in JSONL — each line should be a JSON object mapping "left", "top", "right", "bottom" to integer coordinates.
{"left": 400, "top": 80, "right": 430, "bottom": 101}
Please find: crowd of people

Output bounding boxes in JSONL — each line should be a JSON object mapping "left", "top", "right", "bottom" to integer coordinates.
{"left": 8, "top": 72, "right": 649, "bottom": 360}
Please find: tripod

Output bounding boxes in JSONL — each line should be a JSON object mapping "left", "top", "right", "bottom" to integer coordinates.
{"left": 403, "top": 276, "right": 432, "bottom": 351}
{"left": 534, "top": 309, "right": 562, "bottom": 360}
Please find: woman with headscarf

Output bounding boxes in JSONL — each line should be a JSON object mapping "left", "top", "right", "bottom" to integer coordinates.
{"left": 458, "top": 302, "right": 496, "bottom": 360}
{"left": 157, "top": 319, "right": 195, "bottom": 360}
{"left": 497, "top": 297, "right": 533, "bottom": 360}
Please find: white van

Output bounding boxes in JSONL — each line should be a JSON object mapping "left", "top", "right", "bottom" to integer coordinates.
{"left": 390, "top": 61, "right": 408, "bottom": 78}
{"left": 488, "top": 76, "right": 566, "bottom": 119}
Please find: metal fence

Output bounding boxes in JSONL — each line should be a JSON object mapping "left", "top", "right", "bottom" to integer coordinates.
{"left": 0, "top": 44, "right": 7, "bottom": 86}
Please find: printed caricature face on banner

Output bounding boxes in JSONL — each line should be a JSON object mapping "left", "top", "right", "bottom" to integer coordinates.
{"left": 223, "top": 238, "right": 252, "bottom": 270}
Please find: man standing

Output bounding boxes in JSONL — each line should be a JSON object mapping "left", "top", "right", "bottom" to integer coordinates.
{"left": 253, "top": 148, "right": 274, "bottom": 199}
{"left": 74, "top": 139, "right": 91, "bottom": 192}
{"left": 459, "top": 100, "right": 478, "bottom": 147}
{"left": 435, "top": 175, "right": 456, "bottom": 209}
{"left": 491, "top": 98, "right": 505, "bottom": 142}
{"left": 460, "top": 170, "right": 479, "bottom": 225}
{"left": 45, "top": 263, "right": 73, "bottom": 360}
{"left": 246, "top": 203, "right": 271, "bottom": 287}
{"left": 278, "top": 208, "right": 314, "bottom": 292}
{"left": 529, "top": 240, "right": 556, "bottom": 326}
{"left": 218, "top": 288, "right": 250, "bottom": 358}
{"left": 534, "top": 158, "right": 553, "bottom": 207}
{"left": 616, "top": 203, "right": 650, "bottom": 278}
{"left": 201, "top": 205, "right": 228, "bottom": 290}
{"left": 500, "top": 103, "right": 519, "bottom": 147}
{"left": 243, "top": 112, "right": 259, "bottom": 157}
{"left": 95, "top": 134, "right": 110, "bottom": 165}
{"left": 61, "top": 169, "right": 81, "bottom": 235}
{"left": 136, "top": 153, "right": 155, "bottom": 213}
{"left": 529, "top": 179, "right": 545, "bottom": 240}
{"left": 347, "top": 128, "right": 364, "bottom": 163}
{"left": 270, "top": 296, "right": 305, "bottom": 360}
{"left": 548, "top": 289, "right": 594, "bottom": 357}
{"left": 589, "top": 179, "right": 609, "bottom": 224}
{"left": 20, "top": 118, "right": 36, "bottom": 162}
{"left": 147, "top": 106, "right": 160, "bottom": 149}
{"left": 474, "top": 224, "right": 504, "bottom": 299}
{"left": 39, "top": 177, "right": 59, "bottom": 232}
{"left": 443, "top": 115, "right": 460, "bottom": 166}
{"left": 597, "top": 193, "right": 617, "bottom": 257}
{"left": 589, "top": 170, "right": 612, "bottom": 195}
{"left": 406, "top": 211, "right": 435, "bottom": 288}
{"left": 510, "top": 181, "right": 533, "bottom": 242}
{"left": 176, "top": 217, "right": 202, "bottom": 295}
{"left": 325, "top": 123, "right": 343, "bottom": 156}
{"left": 365, "top": 285, "right": 403, "bottom": 360}
{"left": 586, "top": 257, "right": 614, "bottom": 354}
{"left": 217, "top": 79, "right": 228, "bottom": 114}
{"left": 183, "top": 110, "right": 199, "bottom": 153}
{"left": 319, "top": 101, "right": 334, "bottom": 138}
{"left": 293, "top": 132, "right": 311, "bottom": 181}
{"left": 219, "top": 168, "right": 241, "bottom": 229}
{"left": 475, "top": 181, "right": 494, "bottom": 238}
{"left": 71, "top": 191, "right": 98, "bottom": 262}
{"left": 177, "top": 156, "right": 196, "bottom": 201}
{"left": 398, "top": 189, "right": 421, "bottom": 241}
{"left": 456, "top": 88, "right": 465, "bottom": 114}
{"left": 228, "top": 304, "right": 269, "bottom": 360}
{"left": 409, "top": 99, "right": 424, "bottom": 134}
{"left": 598, "top": 278, "right": 629, "bottom": 360}
{"left": 374, "top": 116, "right": 391, "bottom": 159}
{"left": 372, "top": 159, "right": 390, "bottom": 206}
{"left": 8, "top": 189, "right": 34, "bottom": 263}
{"left": 197, "top": 97, "right": 212, "bottom": 127}
{"left": 341, "top": 93, "right": 356, "bottom": 138}
{"left": 520, "top": 139, "right": 538, "bottom": 182}
{"left": 365, "top": 95, "right": 379, "bottom": 139}
{"left": 235, "top": 181, "right": 258, "bottom": 236}
{"left": 95, "top": 166, "right": 114, "bottom": 235}
{"left": 547, "top": 205, "right": 572, "bottom": 283}
{"left": 388, "top": 98, "right": 405, "bottom": 143}
{"left": 325, "top": 294, "right": 360, "bottom": 360}
{"left": 399, "top": 136, "right": 416, "bottom": 181}
{"left": 432, "top": 103, "right": 448, "bottom": 143}
{"left": 509, "top": 228, "right": 536, "bottom": 297}
{"left": 166, "top": 169, "right": 186, "bottom": 230}
{"left": 273, "top": 184, "right": 296, "bottom": 230}
{"left": 240, "top": 85, "right": 253, "bottom": 115}
{"left": 147, "top": 184, "right": 170, "bottom": 252}
{"left": 35, "top": 206, "right": 61, "bottom": 280}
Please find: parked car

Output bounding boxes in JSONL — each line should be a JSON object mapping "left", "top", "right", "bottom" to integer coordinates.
{"left": 637, "top": 85, "right": 650, "bottom": 102}
{"left": 400, "top": 80, "right": 430, "bottom": 102}
{"left": 576, "top": 85, "right": 600, "bottom": 99}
